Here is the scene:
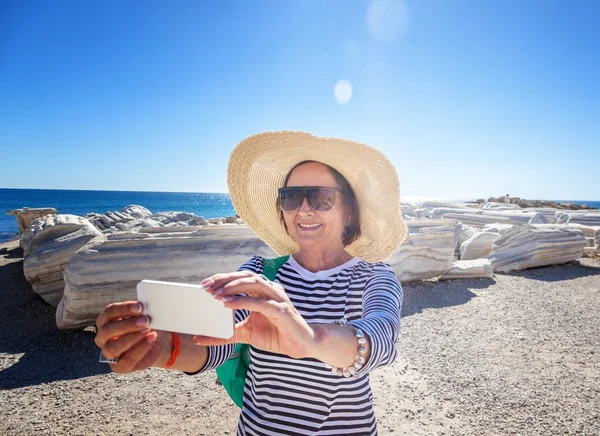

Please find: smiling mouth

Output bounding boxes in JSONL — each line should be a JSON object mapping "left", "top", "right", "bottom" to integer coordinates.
{"left": 298, "top": 223, "right": 322, "bottom": 229}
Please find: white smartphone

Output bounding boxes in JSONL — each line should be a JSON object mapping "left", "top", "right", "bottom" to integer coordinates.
{"left": 136, "top": 279, "right": 234, "bottom": 338}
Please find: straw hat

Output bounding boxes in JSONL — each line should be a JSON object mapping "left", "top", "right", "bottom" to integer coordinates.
{"left": 227, "top": 131, "right": 407, "bottom": 262}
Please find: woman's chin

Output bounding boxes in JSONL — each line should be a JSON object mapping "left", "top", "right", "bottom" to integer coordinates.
{"left": 293, "top": 235, "right": 323, "bottom": 249}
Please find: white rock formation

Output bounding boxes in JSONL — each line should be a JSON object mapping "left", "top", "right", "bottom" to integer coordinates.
{"left": 120, "top": 205, "right": 153, "bottom": 218}
{"left": 405, "top": 219, "right": 458, "bottom": 231}
{"left": 401, "top": 204, "right": 416, "bottom": 217}
{"left": 413, "top": 208, "right": 428, "bottom": 219}
{"left": 7, "top": 207, "right": 57, "bottom": 247}
{"left": 84, "top": 204, "right": 153, "bottom": 231}
{"left": 460, "top": 231, "right": 501, "bottom": 260}
{"left": 458, "top": 225, "right": 479, "bottom": 247}
{"left": 487, "top": 224, "right": 587, "bottom": 272}
{"left": 56, "top": 228, "right": 275, "bottom": 329}
{"left": 557, "top": 212, "right": 600, "bottom": 227}
{"left": 481, "top": 210, "right": 549, "bottom": 225}
{"left": 387, "top": 223, "right": 461, "bottom": 282}
{"left": 84, "top": 205, "right": 212, "bottom": 233}
{"left": 523, "top": 208, "right": 558, "bottom": 223}
{"left": 429, "top": 207, "right": 480, "bottom": 219}
{"left": 421, "top": 201, "right": 479, "bottom": 209}
{"left": 527, "top": 212, "right": 550, "bottom": 224}
{"left": 438, "top": 259, "right": 494, "bottom": 280}
{"left": 482, "top": 223, "right": 514, "bottom": 235}
{"left": 443, "top": 213, "right": 511, "bottom": 227}
{"left": 482, "top": 202, "right": 522, "bottom": 210}
{"left": 151, "top": 211, "right": 197, "bottom": 224}
{"left": 566, "top": 223, "right": 599, "bottom": 239}
{"left": 21, "top": 214, "right": 102, "bottom": 305}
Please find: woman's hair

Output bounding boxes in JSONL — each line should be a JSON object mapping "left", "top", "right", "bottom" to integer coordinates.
{"left": 276, "top": 160, "right": 361, "bottom": 246}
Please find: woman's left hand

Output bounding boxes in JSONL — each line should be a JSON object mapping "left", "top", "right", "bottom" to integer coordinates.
{"left": 194, "top": 271, "right": 317, "bottom": 359}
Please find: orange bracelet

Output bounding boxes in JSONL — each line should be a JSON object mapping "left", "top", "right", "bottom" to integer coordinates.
{"left": 165, "top": 332, "right": 181, "bottom": 368}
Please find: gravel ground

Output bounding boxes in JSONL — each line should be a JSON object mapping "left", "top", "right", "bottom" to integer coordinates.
{"left": 1, "top": 239, "right": 599, "bottom": 435}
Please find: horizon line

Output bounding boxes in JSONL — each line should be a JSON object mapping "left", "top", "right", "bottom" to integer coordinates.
{"left": 0, "top": 187, "right": 597, "bottom": 203}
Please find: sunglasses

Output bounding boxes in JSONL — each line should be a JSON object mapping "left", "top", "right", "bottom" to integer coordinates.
{"left": 278, "top": 186, "right": 343, "bottom": 212}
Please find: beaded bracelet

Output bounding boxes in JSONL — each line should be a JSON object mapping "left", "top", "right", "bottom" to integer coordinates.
{"left": 326, "top": 318, "right": 368, "bottom": 378}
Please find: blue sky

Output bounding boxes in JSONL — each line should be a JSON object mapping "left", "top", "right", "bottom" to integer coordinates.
{"left": 1, "top": 0, "right": 598, "bottom": 200}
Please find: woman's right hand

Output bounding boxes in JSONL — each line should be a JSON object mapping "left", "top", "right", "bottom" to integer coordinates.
{"left": 95, "top": 301, "right": 168, "bottom": 374}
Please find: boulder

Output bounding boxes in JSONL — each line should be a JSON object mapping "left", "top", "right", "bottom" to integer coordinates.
{"left": 460, "top": 231, "right": 501, "bottom": 260}
{"left": 387, "top": 223, "right": 461, "bottom": 282}
{"left": 522, "top": 208, "right": 558, "bottom": 222}
{"left": 120, "top": 205, "right": 153, "bottom": 218}
{"left": 421, "top": 201, "right": 479, "bottom": 209}
{"left": 7, "top": 207, "right": 57, "bottom": 246}
{"left": 438, "top": 259, "right": 494, "bottom": 280}
{"left": 527, "top": 212, "right": 550, "bottom": 224}
{"left": 457, "top": 225, "right": 479, "bottom": 253}
{"left": 482, "top": 202, "right": 522, "bottom": 210}
{"left": 413, "top": 208, "right": 428, "bottom": 219}
{"left": 405, "top": 219, "right": 458, "bottom": 231}
{"left": 566, "top": 224, "right": 599, "bottom": 239}
{"left": 428, "top": 207, "right": 480, "bottom": 219}
{"left": 21, "top": 214, "right": 102, "bottom": 305}
{"left": 481, "top": 210, "right": 549, "bottom": 225}
{"left": 189, "top": 216, "right": 208, "bottom": 226}
{"left": 482, "top": 223, "right": 514, "bottom": 235}
{"left": 401, "top": 204, "right": 416, "bottom": 217}
{"left": 561, "top": 213, "right": 600, "bottom": 227}
{"left": 56, "top": 228, "right": 275, "bottom": 329}
{"left": 151, "top": 211, "right": 196, "bottom": 224}
{"left": 443, "top": 213, "right": 511, "bottom": 228}
{"left": 84, "top": 205, "right": 154, "bottom": 231}
{"left": 113, "top": 218, "right": 165, "bottom": 232}
{"left": 554, "top": 212, "right": 569, "bottom": 224}
{"left": 487, "top": 224, "right": 587, "bottom": 273}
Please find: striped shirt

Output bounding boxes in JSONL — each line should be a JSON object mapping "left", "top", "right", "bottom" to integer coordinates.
{"left": 191, "top": 255, "right": 403, "bottom": 435}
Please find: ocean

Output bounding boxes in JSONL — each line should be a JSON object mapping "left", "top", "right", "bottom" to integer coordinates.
{"left": 0, "top": 188, "right": 236, "bottom": 243}
{"left": 1, "top": 188, "right": 599, "bottom": 243}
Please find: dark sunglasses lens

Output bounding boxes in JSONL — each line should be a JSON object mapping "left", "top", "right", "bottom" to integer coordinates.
{"left": 280, "top": 188, "right": 304, "bottom": 211}
{"left": 307, "top": 188, "right": 336, "bottom": 211}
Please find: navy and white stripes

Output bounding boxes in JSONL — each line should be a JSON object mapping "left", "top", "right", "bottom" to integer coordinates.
{"left": 189, "top": 255, "right": 403, "bottom": 435}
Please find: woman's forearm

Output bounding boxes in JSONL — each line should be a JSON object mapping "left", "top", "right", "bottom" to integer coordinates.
{"left": 153, "top": 332, "right": 209, "bottom": 373}
{"left": 308, "top": 324, "right": 371, "bottom": 369}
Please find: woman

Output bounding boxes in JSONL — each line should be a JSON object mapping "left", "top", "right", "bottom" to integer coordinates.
{"left": 95, "top": 131, "right": 407, "bottom": 435}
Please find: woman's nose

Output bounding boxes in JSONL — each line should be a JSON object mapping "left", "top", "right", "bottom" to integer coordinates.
{"left": 297, "top": 198, "right": 313, "bottom": 214}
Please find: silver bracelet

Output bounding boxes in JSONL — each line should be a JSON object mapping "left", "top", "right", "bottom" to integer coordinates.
{"left": 326, "top": 318, "right": 368, "bottom": 378}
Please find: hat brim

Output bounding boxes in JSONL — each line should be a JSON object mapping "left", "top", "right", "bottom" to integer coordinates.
{"left": 227, "top": 131, "right": 407, "bottom": 262}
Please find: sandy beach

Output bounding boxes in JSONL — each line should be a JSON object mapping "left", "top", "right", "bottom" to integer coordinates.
{"left": 1, "top": 238, "right": 599, "bottom": 435}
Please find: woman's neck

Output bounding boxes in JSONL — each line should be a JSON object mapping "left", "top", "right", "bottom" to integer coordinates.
{"left": 293, "top": 248, "right": 353, "bottom": 273}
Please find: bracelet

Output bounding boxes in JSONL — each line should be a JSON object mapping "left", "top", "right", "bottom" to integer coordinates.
{"left": 327, "top": 318, "right": 368, "bottom": 378}
{"left": 165, "top": 332, "right": 181, "bottom": 368}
